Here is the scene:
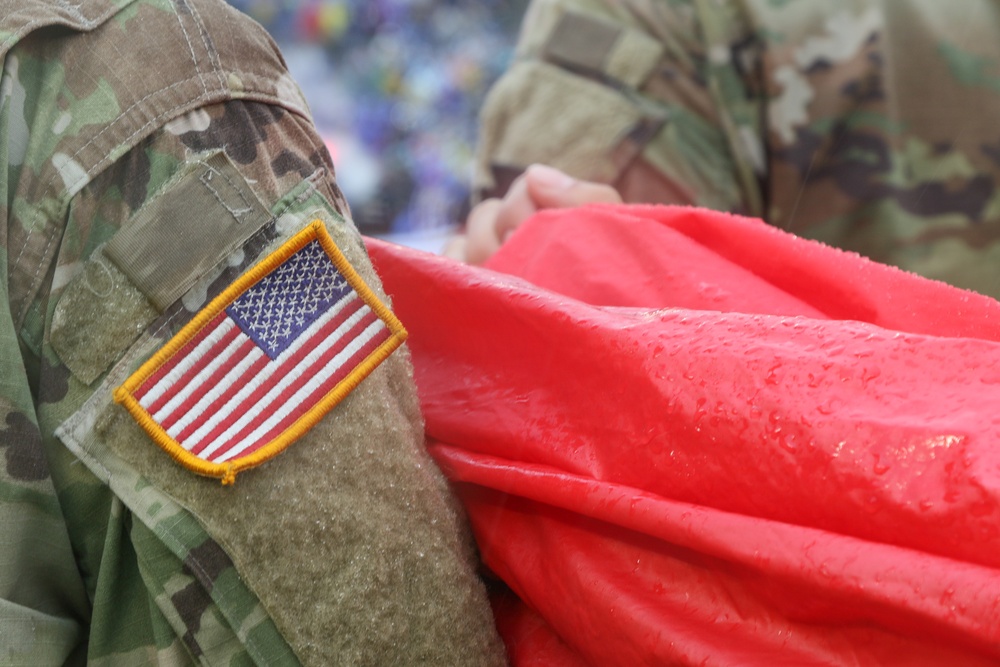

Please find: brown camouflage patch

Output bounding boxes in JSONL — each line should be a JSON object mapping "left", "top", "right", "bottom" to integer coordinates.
{"left": 1, "top": 411, "right": 49, "bottom": 482}
{"left": 185, "top": 538, "right": 234, "bottom": 592}
{"left": 172, "top": 580, "right": 211, "bottom": 657}
{"left": 179, "top": 102, "right": 285, "bottom": 165}
{"left": 37, "top": 355, "right": 71, "bottom": 405}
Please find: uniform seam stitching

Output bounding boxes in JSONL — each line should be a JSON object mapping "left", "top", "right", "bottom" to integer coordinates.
{"left": 184, "top": 0, "right": 226, "bottom": 91}
{"left": 201, "top": 167, "right": 255, "bottom": 219}
{"left": 174, "top": 0, "right": 209, "bottom": 97}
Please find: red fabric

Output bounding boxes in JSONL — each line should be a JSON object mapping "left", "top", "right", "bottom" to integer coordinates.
{"left": 366, "top": 205, "right": 1000, "bottom": 666}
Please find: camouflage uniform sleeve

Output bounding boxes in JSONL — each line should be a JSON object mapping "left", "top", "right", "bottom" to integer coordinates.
{"left": 1, "top": 1, "right": 505, "bottom": 664}
{"left": 30, "top": 97, "right": 502, "bottom": 667}
{"left": 0, "top": 312, "right": 89, "bottom": 664}
{"left": 483, "top": 0, "right": 1000, "bottom": 298}
{"left": 0, "top": 12, "right": 91, "bottom": 663}
{"left": 474, "top": 0, "right": 766, "bottom": 217}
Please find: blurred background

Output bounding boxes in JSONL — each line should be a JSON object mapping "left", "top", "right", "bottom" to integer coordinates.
{"left": 228, "top": 0, "right": 529, "bottom": 250}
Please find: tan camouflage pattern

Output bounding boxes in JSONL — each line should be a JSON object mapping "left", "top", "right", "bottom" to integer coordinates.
{"left": 476, "top": 0, "right": 1000, "bottom": 298}
{"left": 1, "top": 1, "right": 503, "bottom": 665}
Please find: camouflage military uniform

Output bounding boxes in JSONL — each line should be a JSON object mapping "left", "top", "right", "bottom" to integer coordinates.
{"left": 476, "top": 0, "right": 1000, "bottom": 297}
{"left": 1, "top": 1, "right": 504, "bottom": 665}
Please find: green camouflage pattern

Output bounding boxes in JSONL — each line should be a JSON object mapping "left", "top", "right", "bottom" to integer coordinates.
{"left": 476, "top": 0, "right": 1000, "bottom": 298}
{"left": 1, "top": 1, "right": 503, "bottom": 665}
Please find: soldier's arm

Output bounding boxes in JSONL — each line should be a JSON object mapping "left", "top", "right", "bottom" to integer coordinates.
{"left": 1, "top": 1, "right": 504, "bottom": 663}
{"left": 41, "top": 99, "right": 503, "bottom": 666}
{"left": 474, "top": 0, "right": 765, "bottom": 218}
{"left": 0, "top": 361, "right": 89, "bottom": 664}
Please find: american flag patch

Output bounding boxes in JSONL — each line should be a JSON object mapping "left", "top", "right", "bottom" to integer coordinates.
{"left": 115, "top": 220, "right": 406, "bottom": 485}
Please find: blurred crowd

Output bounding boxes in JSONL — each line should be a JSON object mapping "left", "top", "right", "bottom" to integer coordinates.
{"left": 228, "top": 0, "right": 528, "bottom": 240}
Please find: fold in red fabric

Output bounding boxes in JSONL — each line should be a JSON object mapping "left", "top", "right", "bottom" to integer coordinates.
{"left": 366, "top": 205, "right": 1000, "bottom": 666}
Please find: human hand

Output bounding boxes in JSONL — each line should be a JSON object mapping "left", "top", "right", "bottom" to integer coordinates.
{"left": 443, "top": 164, "right": 622, "bottom": 264}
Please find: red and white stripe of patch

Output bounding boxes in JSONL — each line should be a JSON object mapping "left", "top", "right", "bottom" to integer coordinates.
{"left": 134, "top": 291, "right": 390, "bottom": 463}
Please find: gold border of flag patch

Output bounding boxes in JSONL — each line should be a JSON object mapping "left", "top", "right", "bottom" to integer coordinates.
{"left": 114, "top": 220, "right": 407, "bottom": 485}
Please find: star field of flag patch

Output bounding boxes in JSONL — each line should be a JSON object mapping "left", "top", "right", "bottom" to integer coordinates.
{"left": 115, "top": 220, "right": 407, "bottom": 485}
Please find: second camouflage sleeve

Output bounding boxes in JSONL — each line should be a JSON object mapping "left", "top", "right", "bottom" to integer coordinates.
{"left": 474, "top": 0, "right": 766, "bottom": 217}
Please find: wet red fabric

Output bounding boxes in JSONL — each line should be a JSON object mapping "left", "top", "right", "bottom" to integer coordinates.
{"left": 365, "top": 205, "right": 1000, "bottom": 666}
